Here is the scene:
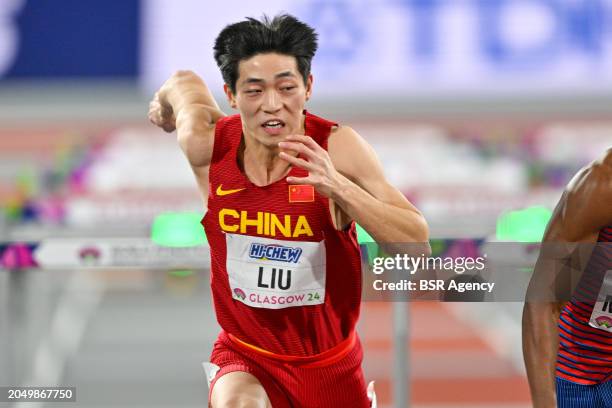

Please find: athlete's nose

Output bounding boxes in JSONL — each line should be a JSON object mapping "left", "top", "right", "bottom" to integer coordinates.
{"left": 262, "top": 90, "right": 282, "bottom": 113}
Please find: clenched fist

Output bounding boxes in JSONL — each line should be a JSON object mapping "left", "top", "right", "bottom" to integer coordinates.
{"left": 148, "top": 90, "right": 176, "bottom": 133}
{"left": 148, "top": 70, "right": 210, "bottom": 133}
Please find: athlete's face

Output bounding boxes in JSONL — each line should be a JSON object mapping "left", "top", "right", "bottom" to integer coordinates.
{"left": 225, "top": 53, "right": 313, "bottom": 147}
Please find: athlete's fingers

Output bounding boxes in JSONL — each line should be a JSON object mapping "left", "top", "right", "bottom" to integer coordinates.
{"left": 286, "top": 175, "right": 315, "bottom": 184}
{"left": 148, "top": 93, "right": 176, "bottom": 132}
{"left": 148, "top": 98, "right": 162, "bottom": 125}
{"left": 148, "top": 96, "right": 167, "bottom": 126}
{"left": 162, "top": 122, "right": 176, "bottom": 133}
{"left": 285, "top": 135, "right": 325, "bottom": 154}
{"left": 285, "top": 135, "right": 326, "bottom": 156}
{"left": 278, "top": 141, "right": 319, "bottom": 163}
{"left": 279, "top": 152, "right": 317, "bottom": 171}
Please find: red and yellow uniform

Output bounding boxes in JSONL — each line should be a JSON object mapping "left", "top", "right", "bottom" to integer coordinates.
{"left": 202, "top": 111, "right": 369, "bottom": 407}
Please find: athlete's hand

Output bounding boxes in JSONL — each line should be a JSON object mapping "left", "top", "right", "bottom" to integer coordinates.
{"left": 278, "top": 135, "right": 349, "bottom": 199}
{"left": 148, "top": 90, "right": 176, "bottom": 133}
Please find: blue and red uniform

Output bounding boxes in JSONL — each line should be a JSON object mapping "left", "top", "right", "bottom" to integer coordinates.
{"left": 556, "top": 225, "right": 612, "bottom": 406}
{"left": 202, "top": 111, "right": 369, "bottom": 407}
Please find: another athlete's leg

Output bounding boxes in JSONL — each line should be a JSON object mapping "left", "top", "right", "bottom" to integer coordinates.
{"left": 211, "top": 371, "right": 272, "bottom": 408}
{"left": 556, "top": 377, "right": 603, "bottom": 408}
{"left": 597, "top": 379, "right": 611, "bottom": 408}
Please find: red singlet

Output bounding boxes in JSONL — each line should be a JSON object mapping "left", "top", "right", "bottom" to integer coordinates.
{"left": 556, "top": 226, "right": 612, "bottom": 385}
{"left": 202, "top": 111, "right": 363, "bottom": 357}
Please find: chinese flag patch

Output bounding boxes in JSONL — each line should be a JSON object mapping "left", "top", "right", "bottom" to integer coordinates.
{"left": 288, "top": 185, "right": 314, "bottom": 203}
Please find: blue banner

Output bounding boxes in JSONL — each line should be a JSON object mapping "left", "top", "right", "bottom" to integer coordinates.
{"left": 2, "top": 0, "right": 140, "bottom": 79}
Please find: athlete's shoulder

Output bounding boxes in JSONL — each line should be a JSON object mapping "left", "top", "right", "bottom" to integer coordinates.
{"left": 568, "top": 148, "right": 612, "bottom": 202}
{"left": 601, "top": 147, "right": 612, "bottom": 166}
{"left": 330, "top": 125, "right": 375, "bottom": 152}
{"left": 593, "top": 147, "right": 612, "bottom": 181}
{"left": 329, "top": 125, "right": 366, "bottom": 154}
{"left": 328, "top": 125, "right": 382, "bottom": 183}
{"left": 330, "top": 124, "right": 355, "bottom": 139}
{"left": 557, "top": 149, "right": 612, "bottom": 238}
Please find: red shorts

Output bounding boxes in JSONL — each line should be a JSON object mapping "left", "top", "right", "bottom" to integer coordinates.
{"left": 208, "top": 330, "right": 370, "bottom": 407}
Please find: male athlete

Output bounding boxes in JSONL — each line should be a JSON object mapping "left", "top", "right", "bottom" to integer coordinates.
{"left": 523, "top": 149, "right": 612, "bottom": 407}
{"left": 148, "top": 14, "right": 429, "bottom": 407}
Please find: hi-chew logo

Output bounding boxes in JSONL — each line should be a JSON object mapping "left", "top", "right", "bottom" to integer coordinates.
{"left": 79, "top": 246, "right": 101, "bottom": 264}
{"left": 249, "top": 243, "right": 303, "bottom": 263}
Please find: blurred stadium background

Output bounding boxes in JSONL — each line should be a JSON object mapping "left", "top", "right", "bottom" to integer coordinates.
{"left": 1, "top": 1, "right": 611, "bottom": 407}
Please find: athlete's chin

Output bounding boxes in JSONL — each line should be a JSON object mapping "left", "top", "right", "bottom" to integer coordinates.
{"left": 260, "top": 126, "right": 287, "bottom": 138}
{"left": 258, "top": 129, "right": 290, "bottom": 142}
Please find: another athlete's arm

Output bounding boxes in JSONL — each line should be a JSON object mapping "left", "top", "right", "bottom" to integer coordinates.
{"left": 278, "top": 127, "right": 429, "bottom": 247}
{"left": 522, "top": 150, "right": 612, "bottom": 408}
{"left": 148, "top": 70, "right": 225, "bottom": 203}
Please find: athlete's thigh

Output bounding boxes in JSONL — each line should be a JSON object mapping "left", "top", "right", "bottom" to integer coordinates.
{"left": 597, "top": 380, "right": 612, "bottom": 408}
{"left": 556, "top": 377, "right": 602, "bottom": 408}
{"left": 211, "top": 371, "right": 272, "bottom": 408}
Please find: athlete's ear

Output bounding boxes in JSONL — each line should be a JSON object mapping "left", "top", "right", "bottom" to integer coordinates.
{"left": 305, "top": 74, "right": 313, "bottom": 101}
{"left": 224, "top": 83, "right": 238, "bottom": 109}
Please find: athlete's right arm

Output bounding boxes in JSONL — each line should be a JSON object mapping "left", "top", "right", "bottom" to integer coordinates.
{"left": 148, "top": 70, "right": 225, "bottom": 201}
{"left": 522, "top": 150, "right": 612, "bottom": 408}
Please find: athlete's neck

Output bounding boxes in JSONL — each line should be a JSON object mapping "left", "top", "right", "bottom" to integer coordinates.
{"left": 240, "top": 139, "right": 289, "bottom": 186}
{"left": 238, "top": 115, "right": 305, "bottom": 186}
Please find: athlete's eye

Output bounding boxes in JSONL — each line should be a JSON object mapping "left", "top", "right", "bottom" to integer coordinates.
{"left": 281, "top": 86, "right": 296, "bottom": 92}
{"left": 245, "top": 89, "right": 262, "bottom": 95}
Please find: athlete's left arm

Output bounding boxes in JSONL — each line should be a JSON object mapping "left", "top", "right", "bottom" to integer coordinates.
{"left": 279, "top": 127, "right": 430, "bottom": 247}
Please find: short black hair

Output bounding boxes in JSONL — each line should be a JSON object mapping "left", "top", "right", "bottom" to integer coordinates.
{"left": 213, "top": 14, "right": 318, "bottom": 93}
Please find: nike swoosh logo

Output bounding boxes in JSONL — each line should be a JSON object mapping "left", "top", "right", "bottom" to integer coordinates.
{"left": 216, "top": 185, "right": 245, "bottom": 196}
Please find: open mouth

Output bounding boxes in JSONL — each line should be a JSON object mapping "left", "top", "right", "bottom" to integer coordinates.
{"left": 262, "top": 119, "right": 285, "bottom": 129}
{"left": 261, "top": 119, "right": 286, "bottom": 135}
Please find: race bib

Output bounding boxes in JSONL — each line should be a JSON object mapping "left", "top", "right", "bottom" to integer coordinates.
{"left": 589, "top": 270, "right": 612, "bottom": 332}
{"left": 225, "top": 233, "right": 326, "bottom": 309}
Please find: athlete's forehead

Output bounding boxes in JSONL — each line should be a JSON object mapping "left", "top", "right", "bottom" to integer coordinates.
{"left": 236, "top": 53, "right": 301, "bottom": 86}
